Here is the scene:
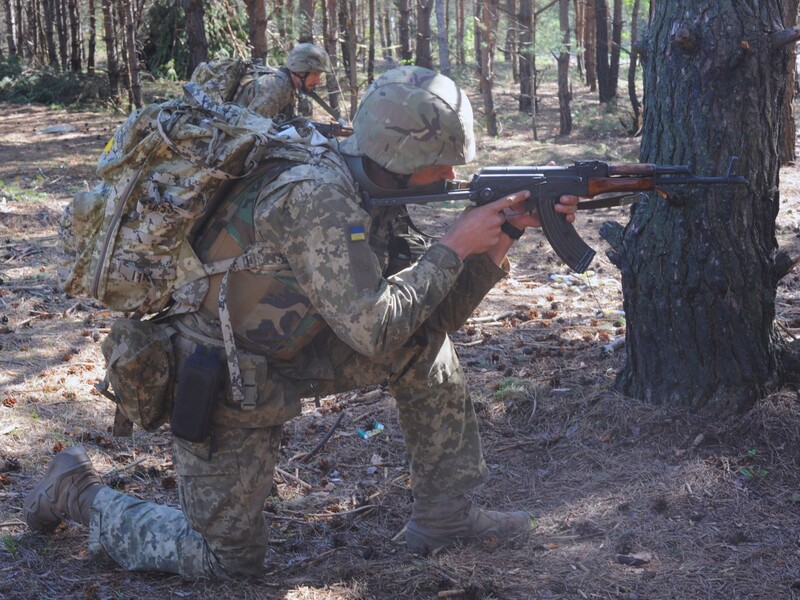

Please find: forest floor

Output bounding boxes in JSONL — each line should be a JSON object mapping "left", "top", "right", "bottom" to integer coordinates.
{"left": 2, "top": 66, "right": 800, "bottom": 599}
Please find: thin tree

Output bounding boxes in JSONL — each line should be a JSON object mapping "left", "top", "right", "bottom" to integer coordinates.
{"left": 398, "top": 0, "right": 412, "bottom": 62}
{"left": 518, "top": 0, "right": 534, "bottom": 113}
{"left": 55, "top": 0, "right": 67, "bottom": 70}
{"left": 595, "top": 0, "right": 612, "bottom": 102}
{"left": 367, "top": 0, "right": 375, "bottom": 81}
{"left": 43, "top": 0, "right": 58, "bottom": 68}
{"left": 118, "top": 0, "right": 141, "bottom": 108}
{"left": 602, "top": 1, "right": 796, "bottom": 411}
{"left": 625, "top": 0, "right": 642, "bottom": 134}
{"left": 478, "top": 0, "right": 499, "bottom": 135}
{"left": 456, "top": 0, "right": 465, "bottom": 64}
{"left": 583, "top": 0, "right": 596, "bottom": 91}
{"left": 68, "top": 0, "right": 80, "bottom": 71}
{"left": 3, "top": 0, "right": 16, "bottom": 56}
{"left": 244, "top": 0, "right": 268, "bottom": 60}
{"left": 102, "top": 0, "right": 120, "bottom": 103}
{"left": 607, "top": 0, "right": 621, "bottom": 98}
{"left": 181, "top": 0, "right": 208, "bottom": 73}
{"left": 415, "top": 0, "right": 433, "bottom": 68}
{"left": 338, "top": 0, "right": 358, "bottom": 117}
{"left": 557, "top": 0, "right": 571, "bottom": 135}
{"left": 779, "top": 0, "right": 799, "bottom": 163}
{"left": 435, "top": 0, "right": 451, "bottom": 74}
{"left": 87, "top": 0, "right": 97, "bottom": 74}
{"left": 321, "top": 0, "right": 343, "bottom": 119}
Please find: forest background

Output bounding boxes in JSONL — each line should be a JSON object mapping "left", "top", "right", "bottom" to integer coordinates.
{"left": 3, "top": 1, "right": 800, "bottom": 599}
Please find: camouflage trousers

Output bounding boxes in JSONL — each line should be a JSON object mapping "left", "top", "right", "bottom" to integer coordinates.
{"left": 88, "top": 326, "right": 488, "bottom": 580}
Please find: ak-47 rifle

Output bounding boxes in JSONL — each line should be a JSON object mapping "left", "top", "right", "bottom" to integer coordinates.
{"left": 310, "top": 121, "right": 354, "bottom": 138}
{"left": 362, "top": 157, "right": 749, "bottom": 273}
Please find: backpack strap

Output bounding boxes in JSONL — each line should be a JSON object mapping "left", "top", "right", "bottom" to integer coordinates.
{"left": 215, "top": 243, "right": 288, "bottom": 410}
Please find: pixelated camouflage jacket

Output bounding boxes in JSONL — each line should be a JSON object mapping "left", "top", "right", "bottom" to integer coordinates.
{"left": 233, "top": 67, "right": 297, "bottom": 120}
{"left": 190, "top": 135, "right": 511, "bottom": 363}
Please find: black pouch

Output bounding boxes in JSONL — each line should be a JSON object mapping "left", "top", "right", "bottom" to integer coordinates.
{"left": 170, "top": 347, "right": 222, "bottom": 443}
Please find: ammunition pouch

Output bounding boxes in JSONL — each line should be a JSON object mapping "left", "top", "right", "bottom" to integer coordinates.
{"left": 99, "top": 318, "right": 177, "bottom": 433}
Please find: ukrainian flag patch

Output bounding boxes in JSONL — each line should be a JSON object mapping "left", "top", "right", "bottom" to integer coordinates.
{"left": 349, "top": 225, "right": 366, "bottom": 242}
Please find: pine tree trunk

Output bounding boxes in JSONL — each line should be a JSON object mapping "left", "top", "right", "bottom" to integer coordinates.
{"left": 435, "top": 0, "right": 450, "bottom": 75}
{"left": 779, "top": 0, "right": 799, "bottom": 164}
{"left": 3, "top": 0, "right": 17, "bottom": 56}
{"left": 518, "top": 0, "right": 533, "bottom": 113}
{"left": 68, "top": 0, "right": 80, "bottom": 71}
{"left": 101, "top": 0, "right": 120, "bottom": 102}
{"left": 181, "top": 0, "right": 208, "bottom": 73}
{"left": 87, "top": 0, "right": 96, "bottom": 74}
{"left": 415, "top": 0, "right": 433, "bottom": 68}
{"left": 595, "top": 0, "right": 612, "bottom": 102}
{"left": 625, "top": 0, "right": 641, "bottom": 133}
{"left": 606, "top": 0, "right": 791, "bottom": 412}
{"left": 321, "top": 0, "right": 342, "bottom": 119}
{"left": 583, "top": 0, "right": 596, "bottom": 91}
{"left": 479, "top": 0, "right": 498, "bottom": 136}
{"left": 398, "top": 0, "right": 412, "bottom": 62}
{"left": 557, "top": 0, "right": 571, "bottom": 135}
{"left": 244, "top": 0, "right": 268, "bottom": 60}
{"left": 607, "top": 0, "right": 621, "bottom": 99}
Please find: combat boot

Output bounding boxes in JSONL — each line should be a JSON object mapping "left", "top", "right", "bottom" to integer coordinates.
{"left": 405, "top": 495, "right": 533, "bottom": 553}
{"left": 24, "top": 445, "right": 104, "bottom": 532}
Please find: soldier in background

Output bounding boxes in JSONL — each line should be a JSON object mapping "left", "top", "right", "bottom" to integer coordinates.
{"left": 24, "top": 67, "right": 579, "bottom": 580}
{"left": 233, "top": 42, "right": 332, "bottom": 120}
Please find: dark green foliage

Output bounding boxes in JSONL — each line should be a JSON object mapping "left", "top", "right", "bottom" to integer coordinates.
{"left": 0, "top": 59, "right": 112, "bottom": 106}
{"left": 140, "top": 0, "right": 250, "bottom": 79}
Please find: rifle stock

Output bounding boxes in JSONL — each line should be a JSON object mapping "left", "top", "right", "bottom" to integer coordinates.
{"left": 364, "top": 158, "right": 749, "bottom": 273}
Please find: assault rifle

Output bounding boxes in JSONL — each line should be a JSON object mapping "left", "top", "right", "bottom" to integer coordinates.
{"left": 310, "top": 121, "right": 354, "bottom": 138}
{"left": 363, "top": 157, "right": 749, "bottom": 273}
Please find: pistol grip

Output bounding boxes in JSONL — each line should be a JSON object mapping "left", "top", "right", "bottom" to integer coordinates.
{"left": 536, "top": 197, "right": 596, "bottom": 273}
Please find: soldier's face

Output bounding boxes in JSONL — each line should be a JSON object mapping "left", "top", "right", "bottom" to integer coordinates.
{"left": 303, "top": 71, "right": 323, "bottom": 93}
{"left": 407, "top": 165, "right": 456, "bottom": 187}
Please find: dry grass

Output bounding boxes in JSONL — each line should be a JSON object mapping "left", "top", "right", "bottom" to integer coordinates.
{"left": 2, "top": 67, "right": 800, "bottom": 599}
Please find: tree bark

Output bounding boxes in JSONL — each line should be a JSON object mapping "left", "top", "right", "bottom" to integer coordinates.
{"left": 367, "top": 0, "right": 375, "bottom": 82}
{"left": 779, "top": 0, "right": 799, "bottom": 164}
{"left": 322, "top": 0, "right": 343, "bottom": 119}
{"left": 415, "top": 0, "right": 433, "bottom": 68}
{"left": 518, "top": 0, "right": 534, "bottom": 113}
{"left": 626, "top": 0, "right": 642, "bottom": 133}
{"left": 101, "top": 0, "right": 120, "bottom": 102}
{"left": 68, "top": 0, "right": 80, "bottom": 71}
{"left": 436, "top": 0, "right": 451, "bottom": 74}
{"left": 479, "top": 0, "right": 498, "bottom": 136}
{"left": 118, "top": 0, "right": 141, "bottom": 108}
{"left": 557, "top": 0, "right": 571, "bottom": 135}
{"left": 338, "top": 0, "right": 358, "bottom": 118}
{"left": 43, "top": 0, "right": 59, "bottom": 68}
{"left": 55, "top": 0, "right": 67, "bottom": 70}
{"left": 181, "top": 0, "right": 208, "bottom": 73}
{"left": 608, "top": 0, "right": 622, "bottom": 98}
{"left": 583, "top": 0, "right": 596, "bottom": 91}
{"left": 398, "top": 0, "right": 412, "bottom": 62}
{"left": 3, "top": 0, "right": 16, "bottom": 56}
{"left": 244, "top": 0, "right": 268, "bottom": 60}
{"left": 607, "top": 0, "right": 790, "bottom": 412}
{"left": 595, "top": 0, "right": 612, "bottom": 102}
{"left": 87, "top": 0, "right": 97, "bottom": 74}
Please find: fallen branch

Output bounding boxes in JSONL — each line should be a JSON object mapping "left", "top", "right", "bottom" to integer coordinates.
{"left": 298, "top": 411, "right": 346, "bottom": 464}
{"left": 275, "top": 466, "right": 313, "bottom": 491}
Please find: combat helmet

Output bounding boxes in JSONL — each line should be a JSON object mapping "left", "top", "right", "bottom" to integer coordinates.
{"left": 285, "top": 43, "right": 332, "bottom": 74}
{"left": 339, "top": 66, "right": 476, "bottom": 174}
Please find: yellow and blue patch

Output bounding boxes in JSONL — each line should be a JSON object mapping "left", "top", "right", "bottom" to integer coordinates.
{"left": 349, "top": 225, "right": 366, "bottom": 242}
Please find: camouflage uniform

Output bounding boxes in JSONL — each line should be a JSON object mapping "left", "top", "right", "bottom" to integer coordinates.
{"left": 86, "top": 67, "right": 502, "bottom": 579}
{"left": 233, "top": 67, "right": 298, "bottom": 120}
{"left": 233, "top": 44, "right": 332, "bottom": 121}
